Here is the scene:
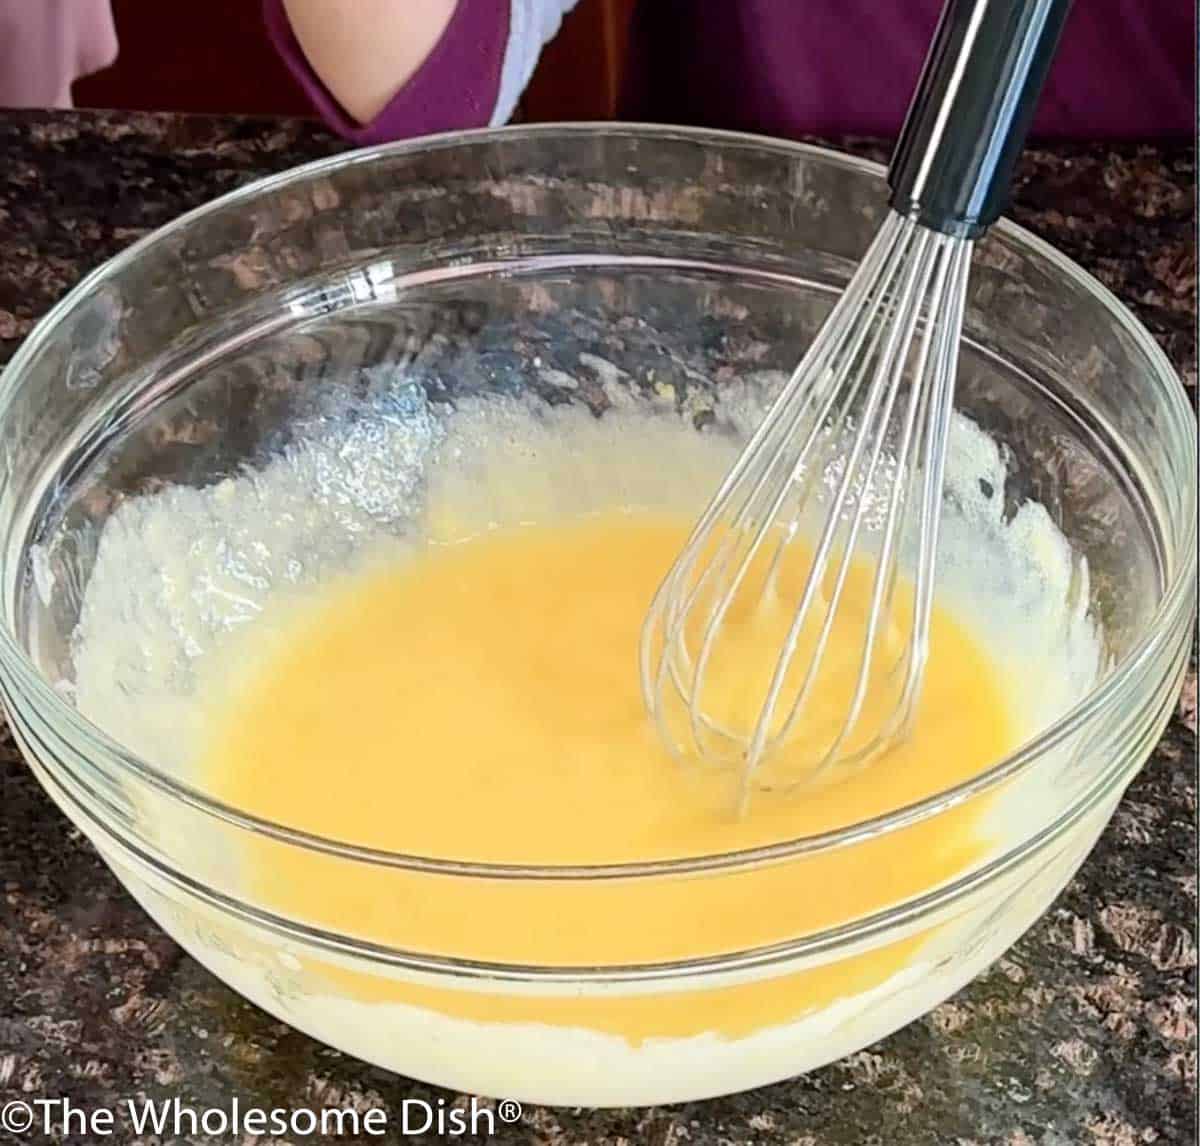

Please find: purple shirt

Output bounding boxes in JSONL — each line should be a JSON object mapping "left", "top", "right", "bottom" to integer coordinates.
{"left": 262, "top": 0, "right": 510, "bottom": 143}
{"left": 264, "top": 0, "right": 1195, "bottom": 144}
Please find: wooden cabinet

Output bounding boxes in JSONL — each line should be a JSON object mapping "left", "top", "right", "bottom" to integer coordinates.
{"left": 75, "top": 0, "right": 635, "bottom": 122}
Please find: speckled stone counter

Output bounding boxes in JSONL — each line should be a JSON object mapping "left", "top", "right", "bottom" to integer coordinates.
{"left": 0, "top": 110, "right": 1195, "bottom": 1145}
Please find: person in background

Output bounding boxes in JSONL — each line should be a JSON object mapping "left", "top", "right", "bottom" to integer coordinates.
{"left": 264, "top": 0, "right": 1195, "bottom": 145}
{"left": 0, "top": 0, "right": 116, "bottom": 109}
{"left": 1, "top": 1, "right": 1192, "bottom": 140}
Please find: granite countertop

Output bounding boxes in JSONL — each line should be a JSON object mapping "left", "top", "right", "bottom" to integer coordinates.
{"left": 0, "top": 110, "right": 1195, "bottom": 1145}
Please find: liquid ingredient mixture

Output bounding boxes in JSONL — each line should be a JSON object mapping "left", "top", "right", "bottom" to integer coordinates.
{"left": 205, "top": 511, "right": 1013, "bottom": 860}
{"left": 65, "top": 371, "right": 1106, "bottom": 1059}
{"left": 197, "top": 506, "right": 1017, "bottom": 1040}
{"left": 71, "top": 383, "right": 1100, "bottom": 1053}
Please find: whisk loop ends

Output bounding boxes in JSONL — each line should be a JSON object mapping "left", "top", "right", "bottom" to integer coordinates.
{"left": 639, "top": 211, "right": 973, "bottom": 808}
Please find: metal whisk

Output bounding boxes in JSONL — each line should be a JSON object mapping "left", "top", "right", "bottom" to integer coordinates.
{"left": 640, "top": 0, "right": 1073, "bottom": 804}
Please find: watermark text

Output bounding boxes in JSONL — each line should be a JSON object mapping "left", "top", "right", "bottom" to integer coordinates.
{"left": 0, "top": 1094, "right": 521, "bottom": 1139}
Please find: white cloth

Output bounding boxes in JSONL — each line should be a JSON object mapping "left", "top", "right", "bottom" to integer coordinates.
{"left": 491, "top": 0, "right": 581, "bottom": 124}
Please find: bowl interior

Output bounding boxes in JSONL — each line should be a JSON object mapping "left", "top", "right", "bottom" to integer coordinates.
{"left": 1, "top": 129, "right": 1188, "bottom": 804}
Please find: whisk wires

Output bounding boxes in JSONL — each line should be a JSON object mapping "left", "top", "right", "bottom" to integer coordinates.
{"left": 639, "top": 211, "right": 973, "bottom": 809}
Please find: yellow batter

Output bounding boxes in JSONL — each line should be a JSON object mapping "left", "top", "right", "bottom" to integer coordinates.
{"left": 200, "top": 509, "right": 1016, "bottom": 1043}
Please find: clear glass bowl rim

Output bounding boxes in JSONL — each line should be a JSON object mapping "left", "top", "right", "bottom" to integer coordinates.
{"left": 1, "top": 122, "right": 1195, "bottom": 886}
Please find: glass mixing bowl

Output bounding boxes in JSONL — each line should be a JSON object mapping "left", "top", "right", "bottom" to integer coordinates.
{"left": 0, "top": 126, "right": 1194, "bottom": 1107}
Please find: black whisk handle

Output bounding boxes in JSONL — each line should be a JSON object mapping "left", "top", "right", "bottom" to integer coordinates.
{"left": 888, "top": 0, "right": 1074, "bottom": 238}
